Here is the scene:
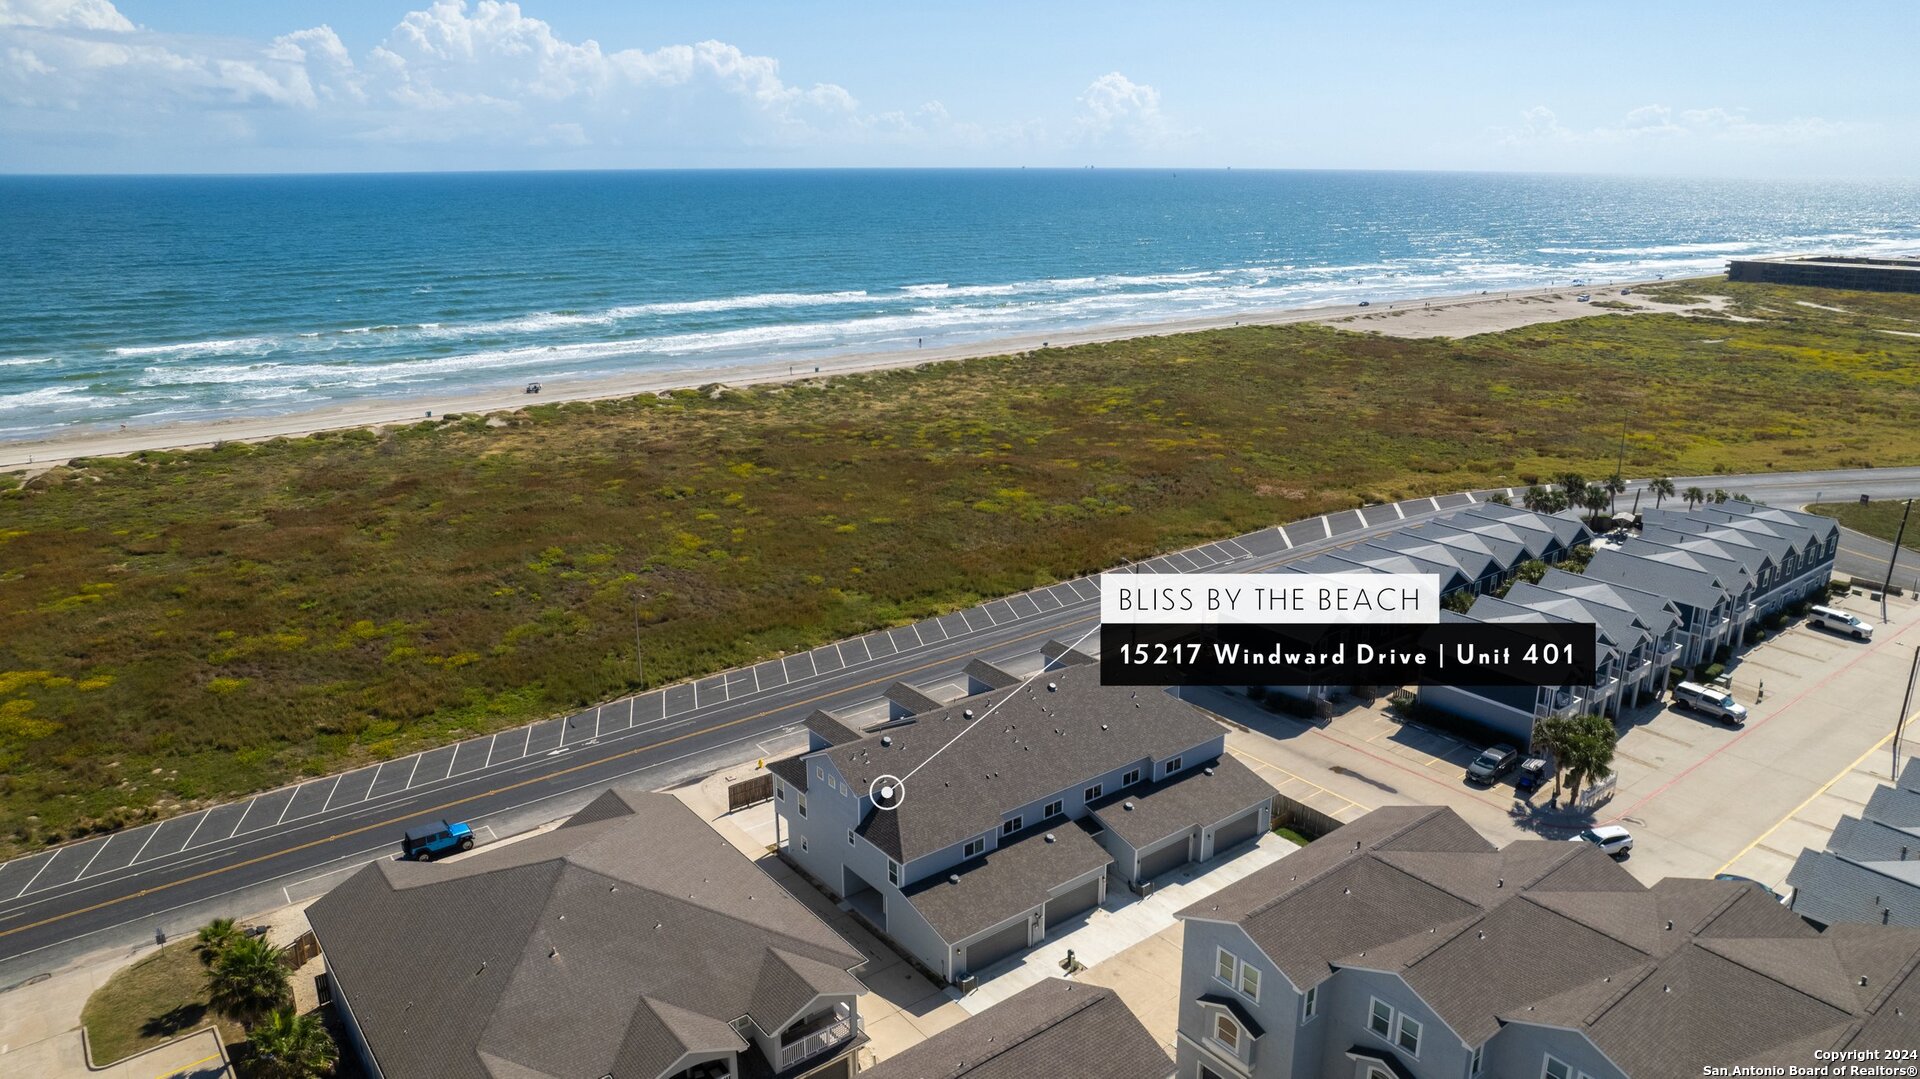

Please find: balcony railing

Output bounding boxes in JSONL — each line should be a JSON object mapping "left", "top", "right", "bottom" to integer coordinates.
{"left": 778, "top": 1005, "right": 861, "bottom": 1071}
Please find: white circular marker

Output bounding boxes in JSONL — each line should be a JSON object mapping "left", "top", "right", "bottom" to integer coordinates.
{"left": 869, "top": 774, "right": 906, "bottom": 811}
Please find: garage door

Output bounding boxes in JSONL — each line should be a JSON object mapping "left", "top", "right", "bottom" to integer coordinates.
{"left": 1046, "top": 877, "right": 1100, "bottom": 929}
{"left": 1137, "top": 834, "right": 1192, "bottom": 881}
{"left": 960, "top": 917, "right": 1030, "bottom": 976}
{"left": 1211, "top": 809, "right": 1262, "bottom": 856}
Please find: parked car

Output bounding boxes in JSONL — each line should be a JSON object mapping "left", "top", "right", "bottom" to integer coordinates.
{"left": 1673, "top": 681, "right": 1748, "bottom": 726}
{"left": 401, "top": 820, "right": 474, "bottom": 861}
{"left": 1358, "top": 300, "right": 1371, "bottom": 307}
{"left": 1714, "top": 873, "right": 1784, "bottom": 901}
{"left": 1574, "top": 824, "right": 1633, "bottom": 859}
{"left": 1809, "top": 604, "right": 1874, "bottom": 640}
{"left": 1515, "top": 754, "right": 1551, "bottom": 795}
{"left": 1466, "top": 744, "right": 1520, "bottom": 785}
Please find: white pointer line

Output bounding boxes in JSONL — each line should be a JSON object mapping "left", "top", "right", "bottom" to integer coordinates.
{"left": 900, "top": 623, "right": 1101, "bottom": 785}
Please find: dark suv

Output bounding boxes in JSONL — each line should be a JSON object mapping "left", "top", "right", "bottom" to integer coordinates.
{"left": 1466, "top": 745, "right": 1520, "bottom": 785}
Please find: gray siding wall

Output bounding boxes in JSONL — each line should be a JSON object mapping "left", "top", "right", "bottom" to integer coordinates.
{"left": 1175, "top": 919, "right": 1297, "bottom": 1079}
{"left": 1313, "top": 968, "right": 1468, "bottom": 1079}
{"left": 1485, "top": 1023, "right": 1626, "bottom": 1079}
{"left": 1418, "top": 683, "right": 1536, "bottom": 743}
{"left": 329, "top": 973, "right": 387, "bottom": 1079}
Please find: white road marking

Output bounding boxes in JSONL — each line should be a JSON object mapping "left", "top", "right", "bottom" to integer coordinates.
{"left": 1465, "top": 490, "right": 1478, "bottom": 502}
{"left": 1322, "top": 517, "right": 1332, "bottom": 539}
{"left": 484, "top": 733, "right": 500, "bottom": 769}
{"left": 628, "top": 696, "right": 636, "bottom": 727}
{"left": 1393, "top": 503, "right": 1406, "bottom": 520}
{"left": 405, "top": 753, "right": 423, "bottom": 787}
{"left": 317, "top": 774, "right": 346, "bottom": 813}
{"left": 1430, "top": 496, "right": 1442, "bottom": 511}
{"left": 1277, "top": 526, "right": 1293, "bottom": 549}
{"left": 73, "top": 834, "right": 115, "bottom": 881}
{"left": 17, "top": 848, "right": 66, "bottom": 898}
{"left": 130, "top": 818, "right": 168, "bottom": 864}
{"left": 178, "top": 809, "right": 216, "bottom": 851}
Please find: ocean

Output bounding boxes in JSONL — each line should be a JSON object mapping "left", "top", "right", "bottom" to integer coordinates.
{"left": 3, "top": 169, "right": 1918, "bottom": 442}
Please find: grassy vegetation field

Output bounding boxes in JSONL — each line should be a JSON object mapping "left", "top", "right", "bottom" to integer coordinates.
{"left": 3, "top": 278, "right": 1920, "bottom": 854}
{"left": 79, "top": 942, "right": 242, "bottom": 1064}
{"left": 1806, "top": 500, "right": 1920, "bottom": 554}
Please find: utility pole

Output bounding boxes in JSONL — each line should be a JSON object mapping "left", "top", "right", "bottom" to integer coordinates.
{"left": 1884, "top": 498, "right": 1913, "bottom": 625}
{"left": 1612, "top": 423, "right": 1629, "bottom": 514}
{"left": 632, "top": 586, "right": 649, "bottom": 687}
{"left": 1896, "top": 644, "right": 1920, "bottom": 779}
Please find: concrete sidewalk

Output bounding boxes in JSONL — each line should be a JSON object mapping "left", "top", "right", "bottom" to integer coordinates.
{"left": 0, "top": 947, "right": 231, "bottom": 1079}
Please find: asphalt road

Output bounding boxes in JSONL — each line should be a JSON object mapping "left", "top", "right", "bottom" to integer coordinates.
{"left": 2, "top": 466, "right": 1916, "bottom": 982}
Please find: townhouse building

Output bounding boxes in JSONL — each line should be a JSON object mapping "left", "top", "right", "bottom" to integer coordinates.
{"left": 771, "top": 654, "right": 1277, "bottom": 985}
{"left": 1174, "top": 805, "right": 1920, "bottom": 1079}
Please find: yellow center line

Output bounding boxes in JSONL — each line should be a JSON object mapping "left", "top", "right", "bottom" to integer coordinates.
{"left": 0, "top": 616, "right": 1091, "bottom": 941}
{"left": 1716, "top": 703, "right": 1920, "bottom": 878}
{"left": 157, "top": 1052, "right": 223, "bottom": 1079}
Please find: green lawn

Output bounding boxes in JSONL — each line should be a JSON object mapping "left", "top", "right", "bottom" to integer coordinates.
{"left": 3, "top": 277, "right": 1920, "bottom": 854}
{"left": 80, "top": 943, "right": 244, "bottom": 1065}
{"left": 1806, "top": 500, "right": 1920, "bottom": 553}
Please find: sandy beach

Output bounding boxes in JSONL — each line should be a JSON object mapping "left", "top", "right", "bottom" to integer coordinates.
{"left": 0, "top": 276, "right": 1719, "bottom": 473}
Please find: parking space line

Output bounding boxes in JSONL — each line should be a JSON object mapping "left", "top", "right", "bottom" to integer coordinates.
{"left": 1465, "top": 490, "right": 1477, "bottom": 502}
{"left": 1393, "top": 502, "right": 1406, "bottom": 520}
{"left": 73, "top": 833, "right": 115, "bottom": 881}
{"left": 179, "top": 810, "right": 215, "bottom": 852}
{"left": 316, "top": 775, "right": 345, "bottom": 813}
{"left": 405, "top": 754, "right": 423, "bottom": 787}
{"left": 15, "top": 848, "right": 65, "bottom": 898}
{"left": 920, "top": 619, "right": 946, "bottom": 643}
{"left": 1223, "top": 537, "right": 1253, "bottom": 558}
{"left": 1322, "top": 517, "right": 1332, "bottom": 539}
{"left": 1276, "top": 526, "right": 1293, "bottom": 549}
{"left": 628, "top": 696, "right": 637, "bottom": 728}
{"left": 484, "top": 733, "right": 501, "bottom": 769}
{"left": 131, "top": 816, "right": 169, "bottom": 862}
{"left": 692, "top": 679, "right": 700, "bottom": 710}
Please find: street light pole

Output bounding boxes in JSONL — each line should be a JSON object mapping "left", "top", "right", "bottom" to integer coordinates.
{"left": 1895, "top": 643, "right": 1920, "bottom": 779}
{"left": 633, "top": 588, "right": 648, "bottom": 688}
{"left": 1883, "top": 498, "right": 1913, "bottom": 625}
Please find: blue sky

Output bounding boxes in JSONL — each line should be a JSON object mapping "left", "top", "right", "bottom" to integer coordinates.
{"left": 3, "top": 0, "right": 1915, "bottom": 175}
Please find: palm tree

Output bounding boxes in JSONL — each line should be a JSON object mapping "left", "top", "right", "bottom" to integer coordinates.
{"left": 1650, "top": 477, "right": 1676, "bottom": 508}
{"left": 1556, "top": 472, "right": 1587, "bottom": 506}
{"left": 1521, "top": 485, "right": 1552, "bottom": 512}
{"left": 1604, "top": 473, "right": 1627, "bottom": 514}
{"left": 1486, "top": 492, "right": 1512, "bottom": 506}
{"left": 1532, "top": 715, "right": 1577, "bottom": 800}
{"left": 206, "top": 934, "right": 291, "bottom": 1029}
{"left": 194, "top": 917, "right": 242, "bottom": 968}
{"left": 1683, "top": 485, "right": 1707, "bottom": 510}
{"left": 1711, "top": 488, "right": 1730, "bottom": 504}
{"left": 1561, "top": 714, "right": 1619, "bottom": 806}
{"left": 1582, "top": 483, "right": 1611, "bottom": 522}
{"left": 246, "top": 1008, "right": 338, "bottom": 1079}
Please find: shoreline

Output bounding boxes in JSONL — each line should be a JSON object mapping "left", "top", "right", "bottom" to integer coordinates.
{"left": 0, "top": 274, "right": 1706, "bottom": 473}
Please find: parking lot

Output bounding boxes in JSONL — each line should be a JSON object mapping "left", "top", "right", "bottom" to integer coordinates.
{"left": 1201, "top": 589, "right": 1920, "bottom": 889}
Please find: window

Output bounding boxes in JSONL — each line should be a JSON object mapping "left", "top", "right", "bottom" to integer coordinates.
{"left": 1198, "top": 1066, "right": 1226, "bottom": 1079}
{"left": 964, "top": 837, "right": 985, "bottom": 858}
{"left": 847, "top": 830, "right": 855, "bottom": 846}
{"left": 1543, "top": 1057, "right": 1572, "bottom": 1079}
{"left": 1212, "top": 1014, "right": 1239, "bottom": 1053}
{"left": 887, "top": 859, "right": 900, "bottom": 886}
{"left": 1165, "top": 756, "right": 1183, "bottom": 774}
{"left": 816, "top": 765, "right": 824, "bottom": 780}
{"left": 800, "top": 837, "right": 808, "bottom": 852}
{"left": 1469, "top": 1044, "right": 1484, "bottom": 1077}
{"left": 1395, "top": 1014, "right": 1421, "bottom": 1057}
{"left": 1001, "top": 815, "right": 1023, "bottom": 836}
{"left": 1123, "top": 768, "right": 1141, "bottom": 786}
{"left": 1213, "top": 949, "right": 1260, "bottom": 1003}
{"left": 1083, "top": 783, "right": 1103, "bottom": 802}
{"left": 1302, "top": 985, "right": 1318, "bottom": 1021}
{"left": 796, "top": 793, "right": 807, "bottom": 818}
{"left": 774, "top": 779, "right": 784, "bottom": 800}
{"left": 1368, "top": 999, "right": 1394, "bottom": 1039}
{"left": 1044, "top": 799, "right": 1064, "bottom": 819}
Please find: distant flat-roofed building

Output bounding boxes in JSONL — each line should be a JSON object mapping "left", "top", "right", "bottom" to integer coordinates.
{"left": 1727, "top": 255, "right": 1920, "bottom": 293}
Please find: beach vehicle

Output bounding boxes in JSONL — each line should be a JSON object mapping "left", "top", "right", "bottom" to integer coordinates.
{"left": 1574, "top": 825, "right": 1633, "bottom": 859}
{"left": 1673, "top": 681, "right": 1748, "bottom": 726}
{"left": 1576, "top": 293, "right": 1591, "bottom": 302}
{"left": 1714, "top": 873, "right": 1784, "bottom": 901}
{"left": 1809, "top": 604, "right": 1873, "bottom": 640}
{"left": 1357, "top": 300, "right": 1371, "bottom": 307}
{"left": 1466, "top": 744, "right": 1520, "bottom": 785}
{"left": 1515, "top": 754, "right": 1551, "bottom": 795}
{"left": 401, "top": 820, "right": 473, "bottom": 861}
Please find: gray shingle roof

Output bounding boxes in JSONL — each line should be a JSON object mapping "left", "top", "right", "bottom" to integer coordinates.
{"left": 307, "top": 789, "right": 864, "bottom": 1079}
{"left": 885, "top": 682, "right": 947, "bottom": 717}
{"left": 962, "top": 659, "right": 1022, "bottom": 692}
{"left": 1185, "top": 805, "right": 1920, "bottom": 1077}
{"left": 1088, "top": 755, "right": 1277, "bottom": 851}
{"left": 1536, "top": 569, "right": 1682, "bottom": 639}
{"left": 899, "top": 822, "right": 1112, "bottom": 943}
{"left": 1467, "top": 503, "right": 1593, "bottom": 547}
{"left": 1618, "top": 537, "right": 1754, "bottom": 595}
{"left": 1585, "top": 549, "right": 1731, "bottom": 611}
{"left": 804, "top": 709, "right": 867, "bottom": 749}
{"left": 836, "top": 665, "right": 1225, "bottom": 862}
{"left": 860, "top": 979, "right": 1172, "bottom": 1079}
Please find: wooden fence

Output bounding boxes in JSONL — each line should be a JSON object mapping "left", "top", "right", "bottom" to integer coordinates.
{"left": 728, "top": 773, "right": 775, "bottom": 812}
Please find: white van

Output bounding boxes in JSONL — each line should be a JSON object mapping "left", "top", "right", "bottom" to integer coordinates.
{"left": 1673, "top": 681, "right": 1748, "bottom": 726}
{"left": 1810, "top": 605, "right": 1874, "bottom": 641}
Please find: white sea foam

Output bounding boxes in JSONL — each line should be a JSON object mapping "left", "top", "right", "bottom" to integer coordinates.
{"left": 112, "top": 336, "right": 279, "bottom": 359}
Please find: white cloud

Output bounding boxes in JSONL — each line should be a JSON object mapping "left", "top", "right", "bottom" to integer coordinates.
{"left": 0, "top": 0, "right": 133, "bottom": 31}
{"left": 1076, "top": 71, "right": 1165, "bottom": 141}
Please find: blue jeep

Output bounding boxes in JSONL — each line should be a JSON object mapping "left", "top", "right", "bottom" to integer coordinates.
{"left": 401, "top": 820, "right": 474, "bottom": 861}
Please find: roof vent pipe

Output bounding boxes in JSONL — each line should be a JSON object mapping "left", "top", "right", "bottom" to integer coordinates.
{"left": 882, "top": 735, "right": 892, "bottom": 746}
{"left": 949, "top": 874, "right": 961, "bottom": 885}
{"left": 1047, "top": 682, "right": 1057, "bottom": 692}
